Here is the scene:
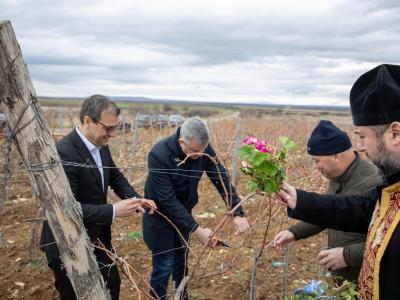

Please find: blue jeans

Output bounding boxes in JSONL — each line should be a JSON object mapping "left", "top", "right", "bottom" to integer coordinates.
{"left": 150, "top": 236, "right": 189, "bottom": 300}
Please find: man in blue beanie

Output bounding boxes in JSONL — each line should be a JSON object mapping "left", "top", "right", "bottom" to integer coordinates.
{"left": 276, "top": 64, "right": 400, "bottom": 299}
{"left": 274, "top": 120, "right": 381, "bottom": 284}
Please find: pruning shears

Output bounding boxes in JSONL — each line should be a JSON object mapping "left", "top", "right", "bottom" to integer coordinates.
{"left": 214, "top": 239, "right": 230, "bottom": 248}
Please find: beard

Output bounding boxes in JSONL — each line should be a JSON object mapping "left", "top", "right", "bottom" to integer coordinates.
{"left": 373, "top": 137, "right": 400, "bottom": 176}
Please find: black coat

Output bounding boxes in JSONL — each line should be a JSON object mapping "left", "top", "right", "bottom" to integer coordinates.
{"left": 40, "top": 129, "right": 140, "bottom": 262}
{"left": 143, "top": 128, "right": 244, "bottom": 253}
{"left": 289, "top": 171, "right": 400, "bottom": 299}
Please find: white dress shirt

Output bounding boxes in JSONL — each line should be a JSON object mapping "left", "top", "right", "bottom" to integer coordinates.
{"left": 76, "top": 126, "right": 115, "bottom": 220}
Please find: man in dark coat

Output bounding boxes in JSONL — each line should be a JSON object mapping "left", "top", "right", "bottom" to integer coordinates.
{"left": 276, "top": 64, "right": 400, "bottom": 300}
{"left": 274, "top": 120, "right": 381, "bottom": 284}
{"left": 40, "top": 95, "right": 156, "bottom": 300}
{"left": 143, "top": 117, "right": 250, "bottom": 299}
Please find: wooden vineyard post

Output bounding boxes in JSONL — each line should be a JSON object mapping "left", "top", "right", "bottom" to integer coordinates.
{"left": 232, "top": 114, "right": 241, "bottom": 187}
{"left": 0, "top": 20, "right": 110, "bottom": 299}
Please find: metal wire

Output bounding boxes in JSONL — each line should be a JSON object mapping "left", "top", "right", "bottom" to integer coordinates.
{"left": 4, "top": 159, "right": 229, "bottom": 180}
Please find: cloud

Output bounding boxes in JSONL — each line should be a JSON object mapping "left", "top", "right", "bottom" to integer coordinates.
{"left": 1, "top": 0, "right": 400, "bottom": 105}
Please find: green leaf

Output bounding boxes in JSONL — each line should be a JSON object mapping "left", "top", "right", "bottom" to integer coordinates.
{"left": 263, "top": 180, "right": 278, "bottom": 194}
{"left": 247, "top": 180, "right": 259, "bottom": 192}
{"left": 250, "top": 150, "right": 266, "bottom": 166}
{"left": 277, "top": 166, "right": 286, "bottom": 178}
{"left": 278, "top": 136, "right": 298, "bottom": 151}
{"left": 261, "top": 160, "right": 278, "bottom": 176}
{"left": 278, "top": 148, "right": 287, "bottom": 160}
{"left": 239, "top": 145, "right": 254, "bottom": 161}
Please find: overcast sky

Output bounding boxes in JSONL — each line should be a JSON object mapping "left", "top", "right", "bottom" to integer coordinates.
{"left": 1, "top": 0, "right": 399, "bottom": 105}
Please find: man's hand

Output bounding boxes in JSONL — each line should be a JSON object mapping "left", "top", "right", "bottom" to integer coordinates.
{"left": 139, "top": 198, "right": 157, "bottom": 214}
{"left": 193, "top": 226, "right": 216, "bottom": 248}
{"left": 114, "top": 198, "right": 157, "bottom": 217}
{"left": 233, "top": 216, "right": 250, "bottom": 235}
{"left": 317, "top": 247, "right": 347, "bottom": 271}
{"left": 273, "top": 230, "right": 295, "bottom": 250}
{"left": 276, "top": 182, "right": 297, "bottom": 209}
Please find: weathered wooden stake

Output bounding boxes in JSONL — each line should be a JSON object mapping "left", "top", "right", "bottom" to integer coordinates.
{"left": 232, "top": 114, "right": 241, "bottom": 187}
{"left": 283, "top": 243, "right": 290, "bottom": 298}
{"left": 0, "top": 20, "right": 110, "bottom": 299}
{"left": 127, "top": 112, "right": 139, "bottom": 182}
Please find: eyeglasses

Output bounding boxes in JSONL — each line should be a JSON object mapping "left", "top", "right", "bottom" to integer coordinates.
{"left": 182, "top": 140, "right": 207, "bottom": 153}
{"left": 92, "top": 118, "right": 119, "bottom": 134}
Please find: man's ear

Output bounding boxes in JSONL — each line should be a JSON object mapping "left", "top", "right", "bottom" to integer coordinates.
{"left": 389, "top": 122, "right": 400, "bottom": 146}
{"left": 83, "top": 115, "right": 91, "bottom": 125}
{"left": 178, "top": 138, "right": 185, "bottom": 148}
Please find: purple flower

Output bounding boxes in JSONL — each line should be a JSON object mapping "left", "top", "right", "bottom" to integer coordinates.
{"left": 255, "top": 142, "right": 268, "bottom": 153}
{"left": 242, "top": 136, "right": 272, "bottom": 153}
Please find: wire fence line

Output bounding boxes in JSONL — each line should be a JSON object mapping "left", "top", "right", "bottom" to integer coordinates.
{"left": 1, "top": 98, "right": 245, "bottom": 298}
{"left": 1, "top": 158, "right": 232, "bottom": 184}
{"left": 0, "top": 109, "right": 325, "bottom": 298}
{"left": 31, "top": 144, "right": 258, "bottom": 299}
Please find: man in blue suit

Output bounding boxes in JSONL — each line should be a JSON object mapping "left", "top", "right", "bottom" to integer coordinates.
{"left": 143, "top": 117, "right": 250, "bottom": 299}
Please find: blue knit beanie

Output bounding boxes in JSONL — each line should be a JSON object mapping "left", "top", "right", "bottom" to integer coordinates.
{"left": 307, "top": 120, "right": 352, "bottom": 155}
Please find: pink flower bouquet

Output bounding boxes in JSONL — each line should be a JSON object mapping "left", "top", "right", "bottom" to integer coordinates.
{"left": 239, "top": 135, "right": 297, "bottom": 194}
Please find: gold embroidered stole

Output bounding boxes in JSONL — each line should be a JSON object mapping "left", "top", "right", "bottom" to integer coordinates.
{"left": 358, "top": 182, "right": 400, "bottom": 299}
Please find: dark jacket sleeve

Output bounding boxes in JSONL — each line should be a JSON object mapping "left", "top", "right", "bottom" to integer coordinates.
{"left": 205, "top": 145, "right": 245, "bottom": 217}
{"left": 147, "top": 151, "right": 199, "bottom": 232}
{"left": 289, "top": 222, "right": 325, "bottom": 240}
{"left": 289, "top": 189, "right": 378, "bottom": 233}
{"left": 107, "top": 147, "right": 141, "bottom": 199}
{"left": 343, "top": 241, "right": 366, "bottom": 267}
{"left": 58, "top": 147, "right": 113, "bottom": 225}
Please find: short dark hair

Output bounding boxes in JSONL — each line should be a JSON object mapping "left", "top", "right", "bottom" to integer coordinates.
{"left": 79, "top": 94, "right": 120, "bottom": 123}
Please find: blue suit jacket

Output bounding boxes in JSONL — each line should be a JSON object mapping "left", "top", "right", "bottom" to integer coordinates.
{"left": 143, "top": 128, "right": 244, "bottom": 253}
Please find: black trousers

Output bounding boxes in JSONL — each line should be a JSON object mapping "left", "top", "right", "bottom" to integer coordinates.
{"left": 49, "top": 247, "right": 121, "bottom": 300}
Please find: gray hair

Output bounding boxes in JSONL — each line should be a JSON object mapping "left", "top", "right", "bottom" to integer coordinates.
{"left": 80, "top": 94, "right": 120, "bottom": 123}
{"left": 180, "top": 117, "right": 210, "bottom": 146}
{"left": 369, "top": 124, "right": 390, "bottom": 138}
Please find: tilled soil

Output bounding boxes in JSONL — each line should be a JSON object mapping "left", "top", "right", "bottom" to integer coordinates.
{"left": 0, "top": 192, "right": 327, "bottom": 300}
